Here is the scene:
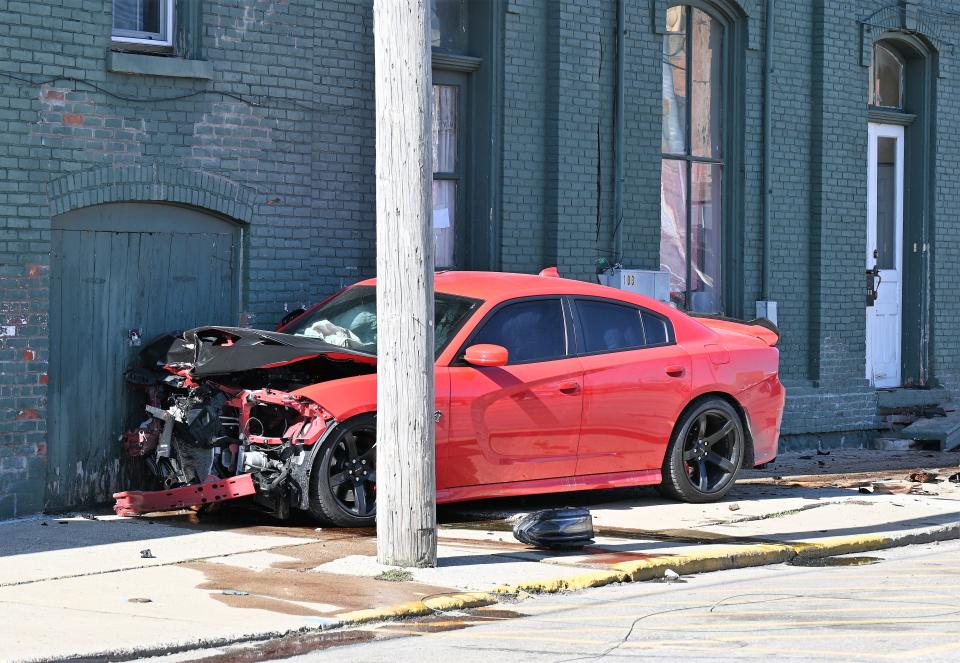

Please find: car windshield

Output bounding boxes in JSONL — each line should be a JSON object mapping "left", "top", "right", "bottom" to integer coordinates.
{"left": 284, "top": 286, "right": 479, "bottom": 357}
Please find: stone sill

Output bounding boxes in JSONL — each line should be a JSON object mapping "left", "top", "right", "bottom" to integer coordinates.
{"left": 107, "top": 51, "right": 213, "bottom": 79}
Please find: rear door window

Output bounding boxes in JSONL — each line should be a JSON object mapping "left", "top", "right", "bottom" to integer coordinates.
{"left": 573, "top": 299, "right": 673, "bottom": 354}
{"left": 468, "top": 298, "right": 567, "bottom": 364}
{"left": 641, "top": 312, "right": 670, "bottom": 346}
{"left": 574, "top": 300, "right": 646, "bottom": 353}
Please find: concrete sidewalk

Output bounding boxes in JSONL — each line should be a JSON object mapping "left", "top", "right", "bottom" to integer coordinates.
{"left": 2, "top": 450, "right": 959, "bottom": 662}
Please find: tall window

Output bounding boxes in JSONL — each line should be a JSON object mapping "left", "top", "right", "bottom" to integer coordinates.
{"left": 112, "top": 0, "right": 174, "bottom": 48}
{"left": 431, "top": 0, "right": 470, "bottom": 270}
{"left": 660, "top": 5, "right": 724, "bottom": 312}
{"left": 432, "top": 81, "right": 461, "bottom": 269}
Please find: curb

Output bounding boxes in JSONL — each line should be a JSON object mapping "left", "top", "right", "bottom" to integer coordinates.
{"left": 488, "top": 523, "right": 960, "bottom": 594}
{"left": 334, "top": 591, "right": 499, "bottom": 625}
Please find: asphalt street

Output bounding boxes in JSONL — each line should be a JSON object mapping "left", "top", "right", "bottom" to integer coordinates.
{"left": 259, "top": 540, "right": 960, "bottom": 662}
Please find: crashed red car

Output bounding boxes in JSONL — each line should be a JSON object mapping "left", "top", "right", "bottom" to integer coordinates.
{"left": 115, "top": 270, "right": 785, "bottom": 527}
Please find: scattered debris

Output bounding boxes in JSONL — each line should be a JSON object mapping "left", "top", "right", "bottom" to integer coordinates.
{"left": 908, "top": 470, "right": 937, "bottom": 483}
{"left": 128, "top": 597, "right": 153, "bottom": 603}
{"left": 728, "top": 503, "right": 740, "bottom": 511}
{"left": 221, "top": 589, "right": 250, "bottom": 596}
{"left": 375, "top": 568, "right": 413, "bottom": 582}
{"left": 663, "top": 568, "right": 681, "bottom": 581}
{"left": 947, "top": 472, "right": 960, "bottom": 484}
{"left": 80, "top": 513, "right": 98, "bottom": 520}
{"left": 513, "top": 508, "right": 594, "bottom": 549}
{"left": 140, "top": 549, "right": 156, "bottom": 559}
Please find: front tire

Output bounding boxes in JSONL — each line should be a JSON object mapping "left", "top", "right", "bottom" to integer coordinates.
{"left": 308, "top": 413, "right": 377, "bottom": 527}
{"left": 660, "top": 398, "right": 744, "bottom": 503}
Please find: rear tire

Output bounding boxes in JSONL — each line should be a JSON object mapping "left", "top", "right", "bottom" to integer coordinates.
{"left": 660, "top": 398, "right": 744, "bottom": 503}
{"left": 308, "top": 413, "right": 377, "bottom": 527}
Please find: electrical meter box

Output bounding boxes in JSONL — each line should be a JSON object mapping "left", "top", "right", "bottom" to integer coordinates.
{"left": 600, "top": 269, "right": 671, "bottom": 304}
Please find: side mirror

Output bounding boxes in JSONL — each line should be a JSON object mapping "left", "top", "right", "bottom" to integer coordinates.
{"left": 277, "top": 308, "right": 307, "bottom": 330}
{"left": 464, "top": 344, "right": 509, "bottom": 367}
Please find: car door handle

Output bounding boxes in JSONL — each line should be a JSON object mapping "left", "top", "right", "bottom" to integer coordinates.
{"left": 558, "top": 380, "right": 580, "bottom": 394}
{"left": 665, "top": 365, "right": 686, "bottom": 378}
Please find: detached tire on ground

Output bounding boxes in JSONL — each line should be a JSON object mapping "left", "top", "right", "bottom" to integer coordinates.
{"left": 660, "top": 397, "right": 745, "bottom": 503}
{"left": 308, "top": 413, "right": 377, "bottom": 527}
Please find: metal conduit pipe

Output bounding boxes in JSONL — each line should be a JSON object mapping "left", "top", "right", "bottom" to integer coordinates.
{"left": 613, "top": 0, "right": 625, "bottom": 264}
{"left": 761, "top": 0, "right": 775, "bottom": 301}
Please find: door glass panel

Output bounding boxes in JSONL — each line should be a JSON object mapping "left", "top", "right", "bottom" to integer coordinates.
{"left": 432, "top": 179, "right": 456, "bottom": 269}
{"left": 661, "top": 5, "right": 688, "bottom": 155}
{"left": 690, "top": 162, "right": 722, "bottom": 313}
{"left": 574, "top": 300, "right": 646, "bottom": 353}
{"left": 471, "top": 299, "right": 566, "bottom": 364}
{"left": 691, "top": 9, "right": 723, "bottom": 158}
{"left": 875, "top": 136, "right": 897, "bottom": 269}
{"left": 660, "top": 159, "right": 688, "bottom": 308}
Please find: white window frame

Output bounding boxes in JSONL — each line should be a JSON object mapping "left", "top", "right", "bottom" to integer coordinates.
{"left": 112, "top": 0, "right": 175, "bottom": 48}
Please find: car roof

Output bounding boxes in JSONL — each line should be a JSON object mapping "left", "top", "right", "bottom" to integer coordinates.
{"left": 357, "top": 270, "right": 682, "bottom": 315}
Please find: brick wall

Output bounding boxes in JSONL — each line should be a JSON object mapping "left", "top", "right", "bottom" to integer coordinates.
{"left": 0, "top": 0, "right": 376, "bottom": 517}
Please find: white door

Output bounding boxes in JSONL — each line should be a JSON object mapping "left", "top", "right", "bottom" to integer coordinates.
{"left": 866, "top": 123, "right": 904, "bottom": 388}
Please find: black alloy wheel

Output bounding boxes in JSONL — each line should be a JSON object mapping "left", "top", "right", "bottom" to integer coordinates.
{"left": 308, "top": 413, "right": 377, "bottom": 527}
{"left": 660, "top": 398, "right": 744, "bottom": 503}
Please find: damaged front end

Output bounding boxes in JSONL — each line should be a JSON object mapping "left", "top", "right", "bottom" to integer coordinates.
{"left": 114, "top": 327, "right": 374, "bottom": 518}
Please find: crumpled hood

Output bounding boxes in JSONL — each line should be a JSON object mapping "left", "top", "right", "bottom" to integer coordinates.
{"left": 155, "top": 326, "right": 376, "bottom": 377}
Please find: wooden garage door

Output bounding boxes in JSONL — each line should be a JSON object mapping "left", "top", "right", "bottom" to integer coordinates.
{"left": 47, "top": 203, "right": 241, "bottom": 510}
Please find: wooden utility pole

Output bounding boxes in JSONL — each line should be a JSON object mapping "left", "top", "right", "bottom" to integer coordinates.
{"left": 373, "top": 0, "right": 437, "bottom": 568}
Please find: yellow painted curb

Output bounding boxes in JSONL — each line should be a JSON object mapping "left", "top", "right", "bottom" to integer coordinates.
{"left": 490, "top": 569, "right": 626, "bottom": 595}
{"left": 613, "top": 543, "right": 795, "bottom": 581}
{"left": 336, "top": 591, "right": 497, "bottom": 626}
{"left": 487, "top": 524, "right": 960, "bottom": 595}
{"left": 334, "top": 525, "right": 960, "bottom": 624}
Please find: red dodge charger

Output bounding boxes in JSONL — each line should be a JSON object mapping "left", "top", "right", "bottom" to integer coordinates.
{"left": 116, "top": 270, "right": 785, "bottom": 527}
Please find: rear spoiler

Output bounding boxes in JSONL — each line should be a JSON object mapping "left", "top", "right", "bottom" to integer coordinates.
{"left": 689, "top": 314, "right": 780, "bottom": 347}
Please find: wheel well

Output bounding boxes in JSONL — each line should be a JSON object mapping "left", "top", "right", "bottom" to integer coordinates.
{"left": 671, "top": 392, "right": 755, "bottom": 468}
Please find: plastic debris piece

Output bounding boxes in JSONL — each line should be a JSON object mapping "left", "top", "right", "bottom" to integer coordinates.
{"left": 513, "top": 507, "right": 594, "bottom": 550}
{"left": 728, "top": 503, "right": 740, "bottom": 511}
{"left": 128, "top": 597, "right": 153, "bottom": 603}
{"left": 908, "top": 470, "right": 937, "bottom": 483}
{"left": 140, "top": 549, "right": 156, "bottom": 559}
{"left": 222, "top": 589, "right": 250, "bottom": 596}
{"left": 664, "top": 569, "right": 680, "bottom": 580}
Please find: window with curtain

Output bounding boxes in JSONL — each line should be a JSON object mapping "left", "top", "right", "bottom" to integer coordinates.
{"left": 432, "top": 83, "right": 459, "bottom": 269}
{"left": 660, "top": 4, "right": 725, "bottom": 313}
